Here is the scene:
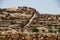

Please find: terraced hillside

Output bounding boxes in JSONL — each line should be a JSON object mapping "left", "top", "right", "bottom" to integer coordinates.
{"left": 0, "top": 6, "right": 36, "bottom": 32}
{"left": 0, "top": 6, "right": 60, "bottom": 40}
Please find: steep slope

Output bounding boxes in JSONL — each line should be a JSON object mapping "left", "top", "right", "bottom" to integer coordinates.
{"left": 0, "top": 6, "right": 37, "bottom": 33}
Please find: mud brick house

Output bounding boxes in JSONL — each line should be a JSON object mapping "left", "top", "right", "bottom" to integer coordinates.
{"left": 0, "top": 6, "right": 60, "bottom": 40}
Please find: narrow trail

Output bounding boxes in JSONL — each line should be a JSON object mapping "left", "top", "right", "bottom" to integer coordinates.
{"left": 23, "top": 13, "right": 36, "bottom": 32}
{"left": 25, "top": 13, "right": 36, "bottom": 26}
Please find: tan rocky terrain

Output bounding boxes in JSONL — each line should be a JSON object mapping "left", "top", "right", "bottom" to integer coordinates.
{"left": 0, "top": 6, "right": 60, "bottom": 40}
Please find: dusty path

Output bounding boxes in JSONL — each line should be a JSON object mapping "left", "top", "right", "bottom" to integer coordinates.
{"left": 23, "top": 13, "right": 36, "bottom": 32}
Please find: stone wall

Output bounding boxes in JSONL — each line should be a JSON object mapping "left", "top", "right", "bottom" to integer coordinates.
{"left": 0, "top": 32, "right": 60, "bottom": 40}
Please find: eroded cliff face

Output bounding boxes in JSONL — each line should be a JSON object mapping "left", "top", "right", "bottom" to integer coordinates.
{"left": 0, "top": 6, "right": 60, "bottom": 40}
